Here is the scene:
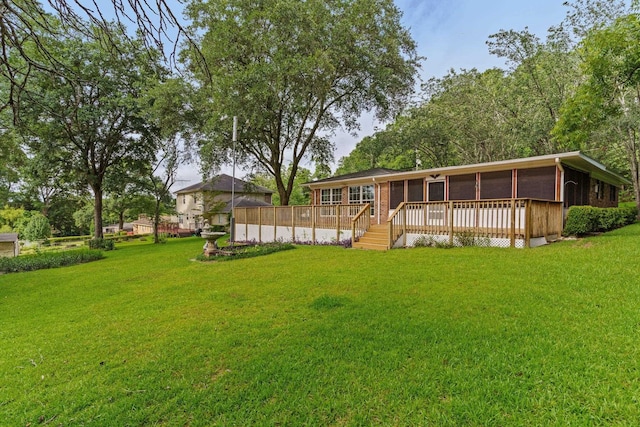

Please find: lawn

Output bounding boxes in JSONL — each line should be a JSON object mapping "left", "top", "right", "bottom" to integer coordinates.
{"left": 1, "top": 225, "right": 640, "bottom": 425}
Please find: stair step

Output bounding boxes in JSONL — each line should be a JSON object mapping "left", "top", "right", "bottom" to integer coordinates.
{"left": 353, "top": 224, "right": 390, "bottom": 251}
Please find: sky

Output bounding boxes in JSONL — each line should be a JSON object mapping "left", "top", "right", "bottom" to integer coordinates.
{"left": 174, "top": 0, "right": 572, "bottom": 189}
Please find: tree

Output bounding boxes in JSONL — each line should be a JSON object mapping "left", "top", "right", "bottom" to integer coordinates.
{"left": 15, "top": 22, "right": 162, "bottom": 239}
{"left": 22, "top": 213, "right": 51, "bottom": 241}
{"left": 554, "top": 12, "right": 640, "bottom": 212}
{"left": 248, "top": 166, "right": 313, "bottom": 206}
{"left": 183, "top": 0, "right": 420, "bottom": 205}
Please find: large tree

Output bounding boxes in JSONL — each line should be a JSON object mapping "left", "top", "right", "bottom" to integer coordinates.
{"left": 15, "top": 22, "right": 162, "bottom": 239}
{"left": 183, "top": 0, "right": 420, "bottom": 205}
{"left": 554, "top": 11, "right": 640, "bottom": 212}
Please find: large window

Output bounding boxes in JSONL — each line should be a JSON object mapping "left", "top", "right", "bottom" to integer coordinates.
{"left": 321, "top": 188, "right": 342, "bottom": 205}
{"left": 428, "top": 181, "right": 445, "bottom": 201}
{"left": 480, "top": 171, "right": 512, "bottom": 199}
{"left": 349, "top": 185, "right": 375, "bottom": 215}
{"left": 518, "top": 166, "right": 556, "bottom": 201}
{"left": 390, "top": 181, "right": 405, "bottom": 209}
{"left": 449, "top": 174, "right": 476, "bottom": 200}
{"left": 407, "top": 179, "right": 424, "bottom": 202}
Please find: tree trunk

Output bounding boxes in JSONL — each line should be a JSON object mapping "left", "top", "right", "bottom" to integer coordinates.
{"left": 118, "top": 211, "right": 125, "bottom": 232}
{"left": 92, "top": 185, "right": 104, "bottom": 239}
{"left": 153, "top": 200, "right": 161, "bottom": 244}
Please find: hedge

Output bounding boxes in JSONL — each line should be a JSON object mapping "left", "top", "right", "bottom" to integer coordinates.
{"left": 563, "top": 205, "right": 638, "bottom": 236}
{"left": 0, "top": 249, "right": 105, "bottom": 274}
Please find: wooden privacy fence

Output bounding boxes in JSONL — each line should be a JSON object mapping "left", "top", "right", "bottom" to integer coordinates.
{"left": 234, "top": 199, "right": 563, "bottom": 248}
{"left": 388, "top": 199, "right": 563, "bottom": 248}
{"left": 234, "top": 204, "right": 367, "bottom": 244}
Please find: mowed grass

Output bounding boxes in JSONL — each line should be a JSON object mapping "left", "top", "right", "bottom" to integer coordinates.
{"left": 1, "top": 225, "right": 640, "bottom": 426}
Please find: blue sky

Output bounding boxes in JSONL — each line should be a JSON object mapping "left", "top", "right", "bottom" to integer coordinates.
{"left": 175, "top": 0, "right": 573, "bottom": 186}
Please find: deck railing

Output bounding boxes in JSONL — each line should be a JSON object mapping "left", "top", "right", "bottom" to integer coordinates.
{"left": 387, "top": 199, "right": 563, "bottom": 248}
{"left": 234, "top": 199, "right": 563, "bottom": 248}
{"left": 351, "top": 203, "right": 371, "bottom": 242}
{"left": 234, "top": 204, "right": 366, "bottom": 244}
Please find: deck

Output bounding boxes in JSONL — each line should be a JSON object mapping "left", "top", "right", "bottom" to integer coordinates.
{"left": 233, "top": 199, "right": 564, "bottom": 249}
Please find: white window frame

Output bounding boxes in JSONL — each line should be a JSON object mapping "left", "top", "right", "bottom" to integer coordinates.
{"left": 349, "top": 184, "right": 375, "bottom": 216}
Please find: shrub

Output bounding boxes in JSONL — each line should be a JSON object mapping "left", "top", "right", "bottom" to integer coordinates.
{"left": 22, "top": 214, "right": 51, "bottom": 241}
{"left": 88, "top": 238, "right": 115, "bottom": 251}
{"left": 0, "top": 249, "right": 104, "bottom": 273}
{"left": 563, "top": 205, "right": 638, "bottom": 236}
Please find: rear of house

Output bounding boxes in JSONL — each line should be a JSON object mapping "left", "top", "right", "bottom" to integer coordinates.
{"left": 234, "top": 152, "right": 629, "bottom": 249}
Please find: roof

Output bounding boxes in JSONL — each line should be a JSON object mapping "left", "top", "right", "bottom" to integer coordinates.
{"left": 304, "top": 152, "right": 630, "bottom": 188}
{"left": 308, "top": 168, "right": 400, "bottom": 185}
{"left": 0, "top": 233, "right": 18, "bottom": 242}
{"left": 222, "top": 196, "right": 272, "bottom": 213}
{"left": 174, "top": 174, "right": 274, "bottom": 195}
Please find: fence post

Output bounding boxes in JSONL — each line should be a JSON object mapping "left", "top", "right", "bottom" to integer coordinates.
{"left": 273, "top": 206, "right": 277, "bottom": 242}
{"left": 258, "top": 207, "right": 262, "bottom": 243}
{"left": 291, "top": 206, "right": 295, "bottom": 243}
{"left": 510, "top": 199, "right": 516, "bottom": 248}
{"left": 402, "top": 204, "right": 407, "bottom": 247}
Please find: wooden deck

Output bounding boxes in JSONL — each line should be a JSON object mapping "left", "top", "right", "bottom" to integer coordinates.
{"left": 233, "top": 198, "right": 563, "bottom": 249}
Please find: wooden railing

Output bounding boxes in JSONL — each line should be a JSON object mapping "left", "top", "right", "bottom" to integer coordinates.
{"left": 234, "top": 204, "right": 366, "bottom": 244}
{"left": 350, "top": 203, "right": 371, "bottom": 243}
{"left": 387, "top": 199, "right": 563, "bottom": 248}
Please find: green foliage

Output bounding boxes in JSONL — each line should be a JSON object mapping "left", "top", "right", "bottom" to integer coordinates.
{"left": 563, "top": 205, "right": 638, "bottom": 235}
{"left": 87, "top": 238, "right": 115, "bottom": 251}
{"left": 184, "top": 0, "right": 420, "bottom": 205}
{"left": 0, "top": 249, "right": 103, "bottom": 273}
{"left": 22, "top": 213, "right": 51, "bottom": 241}
{"left": 196, "top": 242, "right": 295, "bottom": 261}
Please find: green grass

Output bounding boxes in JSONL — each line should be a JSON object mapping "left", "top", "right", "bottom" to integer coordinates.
{"left": 1, "top": 226, "right": 640, "bottom": 425}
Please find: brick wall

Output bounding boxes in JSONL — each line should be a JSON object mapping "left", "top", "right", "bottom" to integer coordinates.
{"left": 378, "top": 182, "right": 389, "bottom": 224}
{"left": 588, "top": 179, "right": 617, "bottom": 208}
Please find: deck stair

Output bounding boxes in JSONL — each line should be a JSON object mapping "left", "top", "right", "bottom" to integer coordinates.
{"left": 352, "top": 224, "right": 391, "bottom": 251}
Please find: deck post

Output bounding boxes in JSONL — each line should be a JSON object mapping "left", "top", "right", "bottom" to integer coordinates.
{"left": 402, "top": 204, "right": 407, "bottom": 247}
{"left": 448, "top": 200, "right": 454, "bottom": 245}
{"left": 312, "top": 207, "right": 316, "bottom": 244}
{"left": 510, "top": 199, "right": 516, "bottom": 248}
{"left": 336, "top": 205, "right": 341, "bottom": 243}
{"left": 525, "top": 200, "right": 532, "bottom": 247}
{"left": 291, "top": 206, "right": 295, "bottom": 243}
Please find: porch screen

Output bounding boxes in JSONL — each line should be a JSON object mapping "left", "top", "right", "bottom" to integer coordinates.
{"left": 428, "top": 181, "right": 445, "bottom": 201}
{"left": 480, "top": 170, "right": 512, "bottom": 199}
{"left": 390, "top": 181, "right": 404, "bottom": 209}
{"left": 449, "top": 174, "right": 476, "bottom": 200}
{"left": 517, "top": 166, "right": 556, "bottom": 200}
{"left": 407, "top": 179, "right": 424, "bottom": 202}
{"left": 563, "top": 166, "right": 590, "bottom": 207}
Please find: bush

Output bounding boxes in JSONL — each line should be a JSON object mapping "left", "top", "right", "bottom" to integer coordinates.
{"left": 0, "top": 249, "right": 104, "bottom": 273}
{"left": 88, "top": 238, "right": 115, "bottom": 251}
{"left": 22, "top": 214, "right": 51, "bottom": 241}
{"left": 563, "top": 205, "right": 638, "bottom": 236}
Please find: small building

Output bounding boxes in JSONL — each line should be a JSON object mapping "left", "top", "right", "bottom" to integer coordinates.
{"left": 0, "top": 233, "right": 20, "bottom": 258}
{"left": 233, "top": 152, "right": 630, "bottom": 249}
{"left": 174, "top": 174, "right": 273, "bottom": 231}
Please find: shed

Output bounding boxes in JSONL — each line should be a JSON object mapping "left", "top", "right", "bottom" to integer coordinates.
{"left": 0, "top": 233, "right": 20, "bottom": 258}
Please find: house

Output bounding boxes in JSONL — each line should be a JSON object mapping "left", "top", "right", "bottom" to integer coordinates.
{"left": 0, "top": 233, "right": 20, "bottom": 258}
{"left": 174, "top": 174, "right": 274, "bottom": 231}
{"left": 102, "top": 223, "right": 133, "bottom": 235}
{"left": 232, "top": 152, "right": 629, "bottom": 249}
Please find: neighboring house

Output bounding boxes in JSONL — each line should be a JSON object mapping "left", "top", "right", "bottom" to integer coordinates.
{"left": 233, "top": 152, "right": 630, "bottom": 249}
{"left": 102, "top": 223, "right": 133, "bottom": 235}
{"left": 174, "top": 174, "right": 273, "bottom": 230}
{"left": 0, "top": 233, "right": 20, "bottom": 258}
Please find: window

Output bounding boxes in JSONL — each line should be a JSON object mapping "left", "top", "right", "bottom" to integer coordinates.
{"left": 349, "top": 185, "right": 375, "bottom": 215}
{"left": 428, "top": 181, "right": 445, "bottom": 201}
{"left": 449, "top": 174, "right": 476, "bottom": 200}
{"left": 182, "top": 195, "right": 186, "bottom": 204}
{"left": 480, "top": 171, "right": 512, "bottom": 199}
{"left": 610, "top": 185, "right": 617, "bottom": 202}
{"left": 390, "top": 181, "right": 405, "bottom": 209}
{"left": 407, "top": 179, "right": 424, "bottom": 202}
{"left": 518, "top": 167, "right": 556, "bottom": 200}
{"left": 321, "top": 188, "right": 342, "bottom": 205}
{"left": 595, "top": 180, "right": 604, "bottom": 200}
